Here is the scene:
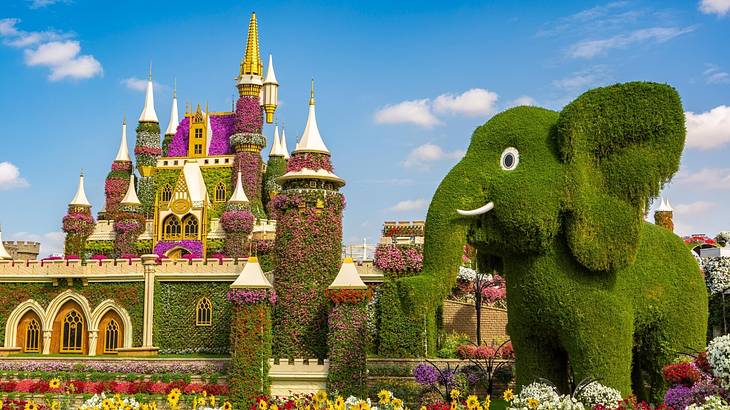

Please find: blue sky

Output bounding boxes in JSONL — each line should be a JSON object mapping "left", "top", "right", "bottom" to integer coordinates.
{"left": 1, "top": 0, "right": 729, "bottom": 256}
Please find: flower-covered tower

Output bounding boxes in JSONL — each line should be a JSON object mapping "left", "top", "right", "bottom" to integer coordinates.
{"left": 63, "top": 172, "right": 95, "bottom": 256}
{"left": 114, "top": 175, "right": 146, "bottom": 257}
{"left": 272, "top": 81, "right": 346, "bottom": 359}
{"left": 263, "top": 124, "right": 287, "bottom": 211}
{"left": 230, "top": 12, "right": 278, "bottom": 218}
{"left": 102, "top": 118, "right": 133, "bottom": 220}
{"left": 135, "top": 68, "right": 162, "bottom": 217}
{"left": 222, "top": 171, "right": 256, "bottom": 258}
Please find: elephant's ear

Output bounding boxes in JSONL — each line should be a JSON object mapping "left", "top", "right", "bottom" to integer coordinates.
{"left": 557, "top": 82, "right": 685, "bottom": 271}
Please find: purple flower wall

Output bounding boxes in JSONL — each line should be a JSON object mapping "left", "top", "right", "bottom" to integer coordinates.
{"left": 167, "top": 115, "right": 235, "bottom": 157}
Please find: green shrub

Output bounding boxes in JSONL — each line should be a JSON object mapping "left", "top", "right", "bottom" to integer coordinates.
{"left": 436, "top": 332, "right": 471, "bottom": 359}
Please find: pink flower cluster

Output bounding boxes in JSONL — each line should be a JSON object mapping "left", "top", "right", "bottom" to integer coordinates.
{"left": 62, "top": 211, "right": 94, "bottom": 235}
{"left": 167, "top": 117, "right": 191, "bottom": 157}
{"left": 456, "top": 341, "right": 514, "bottom": 360}
{"left": 208, "top": 114, "right": 235, "bottom": 155}
{"left": 234, "top": 96, "right": 262, "bottom": 134}
{"left": 0, "top": 379, "right": 227, "bottom": 396}
{"left": 153, "top": 240, "right": 204, "bottom": 258}
{"left": 227, "top": 289, "right": 278, "bottom": 305}
{"left": 220, "top": 209, "right": 254, "bottom": 233}
{"left": 111, "top": 161, "right": 133, "bottom": 171}
{"left": 373, "top": 244, "right": 424, "bottom": 272}
{"left": 232, "top": 153, "right": 262, "bottom": 204}
{"left": 287, "top": 152, "right": 333, "bottom": 173}
{"left": 134, "top": 146, "right": 163, "bottom": 156}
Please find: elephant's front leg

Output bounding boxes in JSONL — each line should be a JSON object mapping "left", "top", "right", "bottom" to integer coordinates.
{"left": 510, "top": 328, "right": 571, "bottom": 393}
{"left": 562, "top": 301, "right": 634, "bottom": 396}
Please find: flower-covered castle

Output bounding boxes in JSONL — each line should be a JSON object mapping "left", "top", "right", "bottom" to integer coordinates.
{"left": 0, "top": 14, "right": 368, "bottom": 386}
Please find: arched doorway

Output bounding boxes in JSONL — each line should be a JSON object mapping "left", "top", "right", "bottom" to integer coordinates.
{"left": 96, "top": 310, "right": 124, "bottom": 355}
{"left": 16, "top": 310, "right": 42, "bottom": 353}
{"left": 50, "top": 301, "right": 88, "bottom": 355}
{"left": 165, "top": 247, "right": 191, "bottom": 260}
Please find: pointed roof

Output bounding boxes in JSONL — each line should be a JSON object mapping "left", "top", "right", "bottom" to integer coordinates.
{"left": 277, "top": 167, "right": 345, "bottom": 187}
{"left": 264, "top": 54, "right": 278, "bottom": 85}
{"left": 240, "top": 12, "right": 263, "bottom": 77}
{"left": 229, "top": 171, "right": 250, "bottom": 203}
{"left": 138, "top": 65, "right": 159, "bottom": 123}
{"left": 165, "top": 81, "right": 179, "bottom": 135}
{"left": 294, "top": 80, "right": 330, "bottom": 154}
{"left": 657, "top": 197, "right": 673, "bottom": 212}
{"left": 269, "top": 124, "right": 285, "bottom": 157}
{"left": 120, "top": 175, "right": 141, "bottom": 206}
{"left": 230, "top": 256, "right": 272, "bottom": 289}
{"left": 281, "top": 127, "right": 289, "bottom": 159}
{"left": 115, "top": 117, "right": 131, "bottom": 162}
{"left": 69, "top": 172, "right": 91, "bottom": 207}
{"left": 205, "top": 105, "right": 213, "bottom": 155}
{"left": 328, "top": 257, "right": 368, "bottom": 289}
{"left": 0, "top": 225, "right": 11, "bottom": 260}
{"left": 182, "top": 161, "right": 209, "bottom": 207}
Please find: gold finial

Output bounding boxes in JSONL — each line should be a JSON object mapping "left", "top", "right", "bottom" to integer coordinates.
{"left": 309, "top": 78, "right": 315, "bottom": 106}
{"left": 148, "top": 62, "right": 152, "bottom": 81}
{"left": 241, "top": 12, "right": 263, "bottom": 77}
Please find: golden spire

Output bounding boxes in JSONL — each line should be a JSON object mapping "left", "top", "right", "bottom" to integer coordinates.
{"left": 240, "top": 12, "right": 263, "bottom": 77}
{"left": 309, "top": 78, "right": 315, "bottom": 106}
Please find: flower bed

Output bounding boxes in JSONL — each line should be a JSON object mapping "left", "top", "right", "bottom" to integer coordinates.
{"left": 373, "top": 244, "right": 423, "bottom": 274}
{"left": 0, "top": 360, "right": 227, "bottom": 375}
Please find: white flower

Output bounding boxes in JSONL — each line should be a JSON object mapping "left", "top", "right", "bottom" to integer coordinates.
{"left": 685, "top": 395, "right": 730, "bottom": 410}
{"left": 575, "top": 382, "right": 622, "bottom": 409}
{"left": 703, "top": 257, "right": 730, "bottom": 295}
{"left": 708, "top": 335, "right": 730, "bottom": 388}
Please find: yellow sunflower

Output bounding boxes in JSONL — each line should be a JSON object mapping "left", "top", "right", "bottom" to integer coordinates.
{"left": 483, "top": 395, "right": 491, "bottom": 410}
{"left": 315, "top": 390, "right": 328, "bottom": 404}
{"left": 335, "top": 396, "right": 345, "bottom": 410}
{"left": 24, "top": 403, "right": 38, "bottom": 410}
{"left": 271, "top": 404, "right": 279, "bottom": 410}
{"left": 527, "top": 398, "right": 539, "bottom": 410}
{"left": 210, "top": 396, "right": 217, "bottom": 407}
{"left": 450, "top": 400, "right": 457, "bottom": 410}
{"left": 450, "top": 389, "right": 461, "bottom": 400}
{"left": 51, "top": 400, "right": 61, "bottom": 410}
{"left": 378, "top": 390, "right": 392, "bottom": 405}
{"left": 503, "top": 389, "right": 514, "bottom": 402}
{"left": 392, "top": 398, "right": 404, "bottom": 410}
{"left": 48, "top": 378, "right": 61, "bottom": 389}
{"left": 466, "top": 395, "right": 479, "bottom": 409}
{"left": 259, "top": 399, "right": 269, "bottom": 410}
{"left": 222, "top": 402, "right": 233, "bottom": 410}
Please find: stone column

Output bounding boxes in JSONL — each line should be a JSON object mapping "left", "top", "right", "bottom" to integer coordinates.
{"left": 141, "top": 254, "right": 157, "bottom": 347}
{"left": 42, "top": 330, "right": 52, "bottom": 355}
{"left": 88, "top": 330, "right": 99, "bottom": 356}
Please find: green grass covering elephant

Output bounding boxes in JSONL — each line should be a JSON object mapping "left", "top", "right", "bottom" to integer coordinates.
{"left": 378, "top": 82, "right": 708, "bottom": 400}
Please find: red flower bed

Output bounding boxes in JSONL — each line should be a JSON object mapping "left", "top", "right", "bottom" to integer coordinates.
{"left": 662, "top": 361, "right": 702, "bottom": 387}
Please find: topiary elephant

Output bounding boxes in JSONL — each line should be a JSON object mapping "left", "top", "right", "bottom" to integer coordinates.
{"left": 380, "top": 82, "right": 708, "bottom": 400}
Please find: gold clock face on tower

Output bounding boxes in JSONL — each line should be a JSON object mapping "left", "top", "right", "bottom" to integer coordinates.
{"left": 171, "top": 198, "right": 191, "bottom": 214}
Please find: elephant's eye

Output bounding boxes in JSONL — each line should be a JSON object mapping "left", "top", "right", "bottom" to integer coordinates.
{"left": 500, "top": 147, "right": 519, "bottom": 171}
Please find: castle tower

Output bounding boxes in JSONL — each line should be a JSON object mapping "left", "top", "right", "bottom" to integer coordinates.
{"left": 221, "top": 171, "right": 255, "bottom": 259}
{"left": 272, "top": 81, "right": 346, "bottom": 359}
{"left": 62, "top": 172, "right": 95, "bottom": 256}
{"left": 654, "top": 197, "right": 674, "bottom": 232}
{"left": 263, "top": 124, "right": 287, "bottom": 210}
{"left": 135, "top": 66, "right": 162, "bottom": 217}
{"left": 0, "top": 225, "right": 13, "bottom": 260}
{"left": 281, "top": 127, "right": 290, "bottom": 160}
{"left": 103, "top": 118, "right": 134, "bottom": 220}
{"left": 162, "top": 81, "right": 179, "bottom": 156}
{"left": 113, "top": 175, "right": 145, "bottom": 257}
{"left": 230, "top": 12, "right": 272, "bottom": 218}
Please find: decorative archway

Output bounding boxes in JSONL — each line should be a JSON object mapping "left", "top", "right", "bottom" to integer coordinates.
{"left": 44, "top": 290, "right": 93, "bottom": 355}
{"left": 89, "top": 299, "right": 133, "bottom": 355}
{"left": 4, "top": 300, "right": 46, "bottom": 349}
{"left": 165, "top": 246, "right": 191, "bottom": 260}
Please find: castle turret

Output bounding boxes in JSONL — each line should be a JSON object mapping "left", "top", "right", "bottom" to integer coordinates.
{"left": 103, "top": 118, "right": 134, "bottom": 220}
{"left": 221, "top": 171, "right": 255, "bottom": 259}
{"left": 281, "top": 127, "right": 290, "bottom": 159}
{"left": 272, "top": 81, "right": 346, "bottom": 359}
{"left": 654, "top": 197, "right": 674, "bottom": 232}
{"left": 134, "top": 66, "right": 162, "bottom": 217}
{"left": 0, "top": 225, "right": 12, "bottom": 260}
{"left": 263, "top": 124, "right": 287, "bottom": 209}
{"left": 262, "top": 54, "right": 279, "bottom": 124}
{"left": 162, "top": 80, "right": 179, "bottom": 156}
{"left": 62, "top": 172, "right": 95, "bottom": 257}
{"left": 230, "top": 12, "right": 269, "bottom": 218}
{"left": 113, "top": 175, "right": 145, "bottom": 257}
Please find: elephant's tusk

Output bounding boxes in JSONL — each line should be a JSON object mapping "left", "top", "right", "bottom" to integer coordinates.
{"left": 457, "top": 202, "right": 494, "bottom": 216}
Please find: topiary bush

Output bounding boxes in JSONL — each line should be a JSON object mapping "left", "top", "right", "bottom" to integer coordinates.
{"left": 326, "top": 289, "right": 371, "bottom": 397}
{"left": 380, "top": 82, "right": 708, "bottom": 400}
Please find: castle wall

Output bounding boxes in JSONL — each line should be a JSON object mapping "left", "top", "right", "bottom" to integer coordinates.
{"left": 2, "top": 241, "right": 40, "bottom": 260}
{"left": 441, "top": 300, "right": 509, "bottom": 344}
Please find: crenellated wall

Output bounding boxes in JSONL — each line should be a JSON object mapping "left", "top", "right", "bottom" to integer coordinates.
{"left": 2, "top": 241, "right": 40, "bottom": 260}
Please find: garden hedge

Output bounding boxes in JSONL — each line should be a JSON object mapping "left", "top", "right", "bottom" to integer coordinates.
{"left": 228, "top": 302, "right": 272, "bottom": 408}
{"left": 379, "top": 82, "right": 708, "bottom": 401}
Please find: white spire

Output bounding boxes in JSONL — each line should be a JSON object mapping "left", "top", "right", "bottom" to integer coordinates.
{"left": 294, "top": 79, "right": 330, "bottom": 154}
{"left": 0, "top": 225, "right": 11, "bottom": 260}
{"left": 164, "top": 81, "right": 179, "bottom": 135}
{"left": 269, "top": 124, "right": 285, "bottom": 157}
{"left": 229, "top": 171, "right": 250, "bottom": 203}
{"left": 230, "top": 256, "right": 272, "bottom": 289}
{"left": 115, "top": 117, "right": 131, "bottom": 162}
{"left": 205, "top": 105, "right": 213, "bottom": 155}
{"left": 328, "top": 257, "right": 368, "bottom": 289}
{"left": 120, "top": 175, "right": 141, "bottom": 206}
{"left": 264, "top": 54, "right": 278, "bottom": 85}
{"left": 657, "top": 197, "right": 673, "bottom": 212}
{"left": 69, "top": 172, "right": 91, "bottom": 207}
{"left": 138, "top": 65, "right": 159, "bottom": 123}
{"left": 281, "top": 127, "right": 290, "bottom": 159}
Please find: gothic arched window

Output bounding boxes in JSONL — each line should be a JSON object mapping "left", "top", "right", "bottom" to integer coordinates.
{"left": 196, "top": 298, "right": 212, "bottom": 326}
{"left": 161, "top": 184, "right": 173, "bottom": 202}
{"left": 25, "top": 319, "right": 40, "bottom": 353}
{"left": 163, "top": 215, "right": 182, "bottom": 240}
{"left": 61, "top": 310, "right": 84, "bottom": 353}
{"left": 215, "top": 182, "right": 227, "bottom": 202}
{"left": 182, "top": 215, "right": 199, "bottom": 239}
{"left": 104, "top": 319, "right": 120, "bottom": 353}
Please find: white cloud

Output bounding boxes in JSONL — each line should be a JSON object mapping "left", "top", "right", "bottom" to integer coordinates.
{"left": 553, "top": 65, "right": 612, "bottom": 92}
{"left": 0, "top": 162, "right": 29, "bottom": 190}
{"left": 388, "top": 199, "right": 428, "bottom": 212}
{"left": 536, "top": 1, "right": 636, "bottom": 37}
{"left": 675, "top": 168, "right": 730, "bottom": 189}
{"left": 402, "top": 143, "right": 465, "bottom": 170}
{"left": 433, "top": 88, "right": 499, "bottom": 117}
{"left": 28, "top": 0, "right": 70, "bottom": 8}
{"left": 703, "top": 64, "right": 730, "bottom": 84}
{"left": 374, "top": 99, "right": 440, "bottom": 128}
{"left": 700, "top": 0, "right": 730, "bottom": 16}
{"left": 567, "top": 26, "right": 696, "bottom": 59}
{"left": 122, "top": 77, "right": 166, "bottom": 92}
{"left": 685, "top": 106, "right": 730, "bottom": 149}
{"left": 510, "top": 96, "right": 537, "bottom": 107}
{"left": 0, "top": 19, "right": 101, "bottom": 81}
{"left": 674, "top": 201, "right": 718, "bottom": 215}
{"left": 7, "top": 231, "right": 65, "bottom": 257}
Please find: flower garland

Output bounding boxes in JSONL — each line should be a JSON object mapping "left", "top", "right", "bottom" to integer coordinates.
{"left": 229, "top": 133, "right": 266, "bottom": 150}
{"left": 286, "top": 152, "right": 333, "bottom": 173}
{"left": 167, "top": 117, "right": 191, "bottom": 157}
{"left": 154, "top": 240, "right": 204, "bottom": 258}
{"left": 226, "top": 289, "right": 277, "bottom": 305}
